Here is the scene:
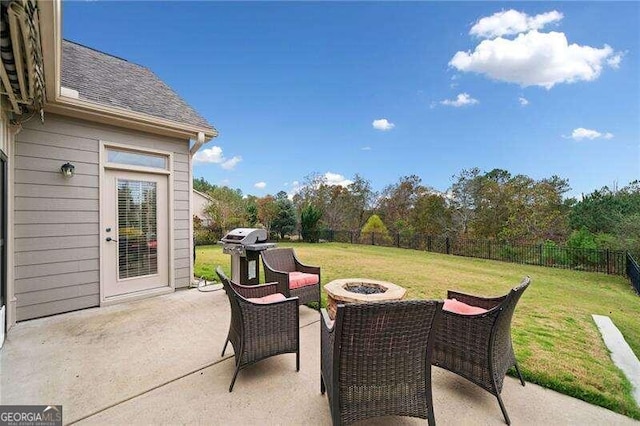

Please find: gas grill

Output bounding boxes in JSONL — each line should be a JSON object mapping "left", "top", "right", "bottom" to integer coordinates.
{"left": 220, "top": 228, "right": 276, "bottom": 285}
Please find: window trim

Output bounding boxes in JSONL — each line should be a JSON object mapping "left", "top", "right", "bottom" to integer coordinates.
{"left": 103, "top": 142, "right": 172, "bottom": 176}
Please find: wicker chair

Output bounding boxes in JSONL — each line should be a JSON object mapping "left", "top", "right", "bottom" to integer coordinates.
{"left": 261, "top": 248, "right": 321, "bottom": 307}
{"left": 432, "top": 276, "right": 531, "bottom": 425}
{"left": 216, "top": 266, "right": 300, "bottom": 392}
{"left": 321, "top": 300, "right": 444, "bottom": 426}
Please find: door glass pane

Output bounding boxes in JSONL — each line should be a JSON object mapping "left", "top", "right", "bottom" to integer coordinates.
{"left": 108, "top": 149, "right": 167, "bottom": 169}
{"left": 117, "top": 179, "right": 158, "bottom": 279}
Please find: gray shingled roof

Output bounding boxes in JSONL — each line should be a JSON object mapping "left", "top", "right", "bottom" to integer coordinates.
{"left": 61, "top": 40, "right": 213, "bottom": 131}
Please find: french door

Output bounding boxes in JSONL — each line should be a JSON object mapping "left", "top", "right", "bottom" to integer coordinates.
{"left": 103, "top": 170, "right": 169, "bottom": 298}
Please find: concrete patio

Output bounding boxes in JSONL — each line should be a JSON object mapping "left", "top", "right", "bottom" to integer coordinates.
{"left": 1, "top": 289, "right": 637, "bottom": 425}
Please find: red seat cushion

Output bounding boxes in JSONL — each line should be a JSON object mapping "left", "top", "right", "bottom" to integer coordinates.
{"left": 247, "top": 293, "right": 287, "bottom": 304}
{"left": 443, "top": 298, "right": 488, "bottom": 315}
{"left": 289, "top": 272, "right": 319, "bottom": 289}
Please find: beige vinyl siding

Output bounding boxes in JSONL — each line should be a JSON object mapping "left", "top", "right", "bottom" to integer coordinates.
{"left": 14, "top": 114, "right": 191, "bottom": 320}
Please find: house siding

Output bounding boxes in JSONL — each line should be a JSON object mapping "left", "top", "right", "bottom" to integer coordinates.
{"left": 14, "top": 114, "right": 191, "bottom": 321}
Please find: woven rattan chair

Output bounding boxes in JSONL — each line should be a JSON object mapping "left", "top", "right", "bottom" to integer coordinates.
{"left": 432, "top": 276, "right": 531, "bottom": 425}
{"left": 216, "top": 266, "right": 300, "bottom": 392}
{"left": 321, "top": 300, "right": 444, "bottom": 426}
{"left": 261, "top": 248, "right": 321, "bottom": 307}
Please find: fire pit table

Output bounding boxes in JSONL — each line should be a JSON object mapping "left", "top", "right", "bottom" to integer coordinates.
{"left": 324, "top": 278, "right": 407, "bottom": 319}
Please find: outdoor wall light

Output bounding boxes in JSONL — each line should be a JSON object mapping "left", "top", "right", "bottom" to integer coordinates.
{"left": 60, "top": 162, "right": 75, "bottom": 178}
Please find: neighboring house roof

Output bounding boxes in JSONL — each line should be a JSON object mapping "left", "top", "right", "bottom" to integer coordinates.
{"left": 60, "top": 39, "right": 213, "bottom": 131}
{"left": 193, "top": 189, "right": 213, "bottom": 201}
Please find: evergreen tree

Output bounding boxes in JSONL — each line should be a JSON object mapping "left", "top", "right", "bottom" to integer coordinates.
{"left": 360, "top": 214, "right": 391, "bottom": 244}
{"left": 271, "top": 191, "right": 298, "bottom": 238}
{"left": 300, "top": 204, "right": 323, "bottom": 243}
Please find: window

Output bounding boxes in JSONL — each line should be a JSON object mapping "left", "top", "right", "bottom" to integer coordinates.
{"left": 117, "top": 179, "right": 158, "bottom": 279}
{"left": 107, "top": 149, "right": 167, "bottom": 169}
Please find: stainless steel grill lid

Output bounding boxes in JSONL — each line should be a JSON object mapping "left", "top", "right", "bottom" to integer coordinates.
{"left": 220, "top": 228, "right": 268, "bottom": 245}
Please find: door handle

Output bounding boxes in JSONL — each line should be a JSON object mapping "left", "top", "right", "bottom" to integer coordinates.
{"left": 106, "top": 237, "right": 118, "bottom": 242}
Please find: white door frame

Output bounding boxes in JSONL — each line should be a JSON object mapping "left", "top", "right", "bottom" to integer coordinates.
{"left": 99, "top": 141, "right": 174, "bottom": 305}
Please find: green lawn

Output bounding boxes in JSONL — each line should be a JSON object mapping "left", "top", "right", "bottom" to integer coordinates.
{"left": 195, "top": 242, "right": 640, "bottom": 419}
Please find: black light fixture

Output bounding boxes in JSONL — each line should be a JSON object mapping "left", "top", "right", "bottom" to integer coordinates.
{"left": 60, "top": 162, "right": 75, "bottom": 178}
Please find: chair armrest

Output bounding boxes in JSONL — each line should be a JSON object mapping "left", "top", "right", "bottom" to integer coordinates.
{"left": 447, "top": 290, "right": 506, "bottom": 310}
{"left": 296, "top": 264, "right": 321, "bottom": 275}
{"left": 265, "top": 266, "right": 289, "bottom": 275}
{"left": 320, "top": 308, "right": 334, "bottom": 332}
{"left": 320, "top": 308, "right": 335, "bottom": 396}
{"left": 262, "top": 267, "right": 290, "bottom": 295}
{"left": 293, "top": 257, "right": 321, "bottom": 275}
{"left": 233, "top": 281, "right": 279, "bottom": 299}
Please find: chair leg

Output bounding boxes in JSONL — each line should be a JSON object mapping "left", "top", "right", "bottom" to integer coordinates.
{"left": 229, "top": 365, "right": 241, "bottom": 392}
{"left": 496, "top": 393, "right": 511, "bottom": 425}
{"left": 296, "top": 349, "right": 300, "bottom": 372}
{"left": 427, "top": 408, "right": 436, "bottom": 426}
{"left": 514, "top": 362, "right": 526, "bottom": 386}
{"left": 221, "top": 338, "right": 229, "bottom": 357}
{"left": 320, "top": 374, "right": 326, "bottom": 395}
{"left": 426, "top": 385, "right": 436, "bottom": 426}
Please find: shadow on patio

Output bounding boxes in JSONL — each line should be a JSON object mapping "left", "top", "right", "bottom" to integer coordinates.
{"left": 1, "top": 289, "right": 636, "bottom": 425}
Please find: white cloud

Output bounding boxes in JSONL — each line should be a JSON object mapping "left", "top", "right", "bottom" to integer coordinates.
{"left": 324, "top": 172, "right": 353, "bottom": 187}
{"left": 607, "top": 52, "right": 623, "bottom": 69}
{"left": 450, "top": 30, "right": 621, "bottom": 89}
{"left": 221, "top": 156, "right": 242, "bottom": 170}
{"left": 286, "top": 181, "right": 303, "bottom": 200}
{"left": 470, "top": 10, "right": 563, "bottom": 39}
{"left": 254, "top": 181, "right": 267, "bottom": 189}
{"left": 519, "top": 97, "right": 529, "bottom": 106}
{"left": 193, "top": 146, "right": 242, "bottom": 170}
{"left": 361, "top": 146, "right": 372, "bottom": 151}
{"left": 440, "top": 93, "right": 479, "bottom": 107}
{"left": 570, "top": 128, "right": 614, "bottom": 141}
{"left": 372, "top": 118, "right": 395, "bottom": 131}
{"left": 193, "top": 146, "right": 224, "bottom": 164}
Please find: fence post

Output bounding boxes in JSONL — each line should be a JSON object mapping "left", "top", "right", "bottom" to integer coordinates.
{"left": 427, "top": 235, "right": 432, "bottom": 252}
{"left": 606, "top": 249, "right": 611, "bottom": 274}
{"left": 396, "top": 232, "right": 400, "bottom": 248}
{"left": 488, "top": 241, "right": 491, "bottom": 259}
{"left": 371, "top": 232, "right": 375, "bottom": 246}
{"left": 446, "top": 237, "right": 451, "bottom": 255}
{"left": 350, "top": 231, "right": 353, "bottom": 244}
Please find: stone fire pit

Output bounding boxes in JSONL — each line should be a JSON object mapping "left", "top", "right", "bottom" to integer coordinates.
{"left": 324, "top": 278, "right": 407, "bottom": 319}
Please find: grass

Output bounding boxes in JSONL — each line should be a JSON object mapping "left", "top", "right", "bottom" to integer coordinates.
{"left": 195, "top": 242, "right": 640, "bottom": 419}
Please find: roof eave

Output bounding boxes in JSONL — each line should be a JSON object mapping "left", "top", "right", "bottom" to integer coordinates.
{"left": 45, "top": 96, "right": 217, "bottom": 141}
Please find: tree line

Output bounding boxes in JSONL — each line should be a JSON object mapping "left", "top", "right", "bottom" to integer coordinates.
{"left": 193, "top": 170, "right": 640, "bottom": 252}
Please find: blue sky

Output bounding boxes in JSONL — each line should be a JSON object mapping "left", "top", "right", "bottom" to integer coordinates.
{"left": 63, "top": 2, "right": 639, "bottom": 198}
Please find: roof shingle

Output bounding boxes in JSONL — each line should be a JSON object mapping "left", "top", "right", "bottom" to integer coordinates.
{"left": 61, "top": 40, "right": 213, "bottom": 131}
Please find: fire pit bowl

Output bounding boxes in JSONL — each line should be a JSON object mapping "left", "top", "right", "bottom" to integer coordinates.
{"left": 324, "top": 278, "right": 407, "bottom": 319}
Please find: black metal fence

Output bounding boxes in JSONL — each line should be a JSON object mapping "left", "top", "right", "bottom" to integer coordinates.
{"left": 314, "top": 230, "right": 632, "bottom": 276}
{"left": 627, "top": 252, "right": 640, "bottom": 294}
{"left": 194, "top": 228, "right": 640, "bottom": 286}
